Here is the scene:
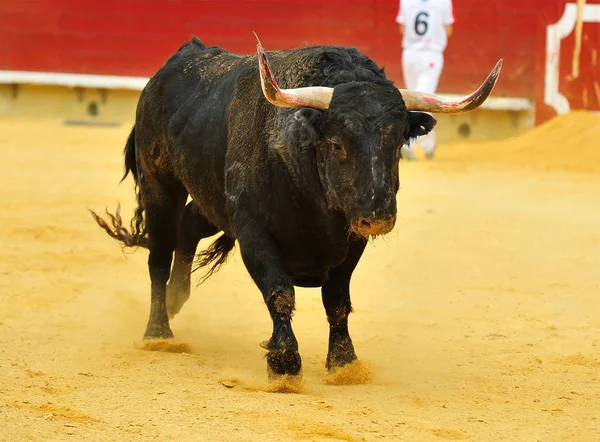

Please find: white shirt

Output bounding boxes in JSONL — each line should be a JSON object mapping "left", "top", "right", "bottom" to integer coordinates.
{"left": 396, "top": 0, "right": 455, "bottom": 52}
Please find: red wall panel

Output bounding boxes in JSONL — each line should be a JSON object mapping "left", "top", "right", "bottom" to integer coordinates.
{"left": 1, "top": 0, "right": 599, "bottom": 123}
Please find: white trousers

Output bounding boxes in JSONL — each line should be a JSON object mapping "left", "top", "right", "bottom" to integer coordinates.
{"left": 401, "top": 49, "right": 444, "bottom": 153}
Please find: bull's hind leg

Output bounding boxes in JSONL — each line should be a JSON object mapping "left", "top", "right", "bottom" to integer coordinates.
{"left": 166, "top": 202, "right": 219, "bottom": 319}
{"left": 140, "top": 175, "right": 188, "bottom": 340}
{"left": 321, "top": 238, "right": 367, "bottom": 371}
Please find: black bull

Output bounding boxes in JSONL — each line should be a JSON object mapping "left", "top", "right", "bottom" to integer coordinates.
{"left": 91, "top": 35, "right": 501, "bottom": 378}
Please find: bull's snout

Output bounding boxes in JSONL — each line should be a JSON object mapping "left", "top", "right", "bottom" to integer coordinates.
{"left": 351, "top": 215, "right": 396, "bottom": 238}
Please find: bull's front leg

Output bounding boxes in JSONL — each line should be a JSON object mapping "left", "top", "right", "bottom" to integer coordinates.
{"left": 321, "top": 238, "right": 367, "bottom": 371}
{"left": 234, "top": 211, "right": 301, "bottom": 378}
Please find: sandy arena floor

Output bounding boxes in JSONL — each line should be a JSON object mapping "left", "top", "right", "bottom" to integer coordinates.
{"left": 1, "top": 113, "right": 599, "bottom": 441}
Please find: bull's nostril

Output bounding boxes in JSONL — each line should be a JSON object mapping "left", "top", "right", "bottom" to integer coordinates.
{"left": 352, "top": 214, "right": 396, "bottom": 237}
{"left": 359, "top": 219, "right": 371, "bottom": 230}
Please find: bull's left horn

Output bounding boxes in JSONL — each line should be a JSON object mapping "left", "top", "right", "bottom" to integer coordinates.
{"left": 254, "top": 32, "right": 334, "bottom": 110}
{"left": 399, "top": 59, "right": 503, "bottom": 113}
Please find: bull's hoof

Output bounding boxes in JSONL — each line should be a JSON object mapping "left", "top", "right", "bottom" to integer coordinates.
{"left": 326, "top": 337, "right": 357, "bottom": 372}
{"left": 326, "top": 350, "right": 358, "bottom": 372}
{"left": 266, "top": 348, "right": 302, "bottom": 379}
{"left": 143, "top": 323, "right": 174, "bottom": 341}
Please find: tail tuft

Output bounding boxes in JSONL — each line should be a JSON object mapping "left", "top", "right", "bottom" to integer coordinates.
{"left": 192, "top": 234, "right": 236, "bottom": 283}
{"left": 89, "top": 203, "right": 148, "bottom": 249}
{"left": 91, "top": 125, "right": 147, "bottom": 249}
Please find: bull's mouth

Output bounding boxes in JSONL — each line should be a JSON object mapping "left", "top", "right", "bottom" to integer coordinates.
{"left": 350, "top": 215, "right": 396, "bottom": 238}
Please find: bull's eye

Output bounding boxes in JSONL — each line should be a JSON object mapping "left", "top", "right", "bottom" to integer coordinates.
{"left": 331, "top": 142, "right": 347, "bottom": 161}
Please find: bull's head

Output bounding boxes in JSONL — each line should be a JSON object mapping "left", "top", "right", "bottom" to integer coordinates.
{"left": 254, "top": 34, "right": 502, "bottom": 238}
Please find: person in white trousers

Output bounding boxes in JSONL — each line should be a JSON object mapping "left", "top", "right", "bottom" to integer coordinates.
{"left": 396, "top": 0, "right": 454, "bottom": 160}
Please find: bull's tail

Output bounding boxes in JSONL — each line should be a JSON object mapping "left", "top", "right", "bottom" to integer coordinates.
{"left": 193, "top": 234, "right": 236, "bottom": 283}
{"left": 89, "top": 126, "right": 148, "bottom": 249}
{"left": 89, "top": 202, "right": 147, "bottom": 249}
{"left": 122, "top": 126, "right": 138, "bottom": 184}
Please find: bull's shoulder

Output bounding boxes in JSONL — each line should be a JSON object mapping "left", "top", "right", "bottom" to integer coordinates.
{"left": 142, "top": 37, "right": 249, "bottom": 102}
{"left": 164, "top": 38, "right": 246, "bottom": 75}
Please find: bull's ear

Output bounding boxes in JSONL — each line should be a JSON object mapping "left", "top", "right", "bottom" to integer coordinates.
{"left": 406, "top": 111, "right": 437, "bottom": 139}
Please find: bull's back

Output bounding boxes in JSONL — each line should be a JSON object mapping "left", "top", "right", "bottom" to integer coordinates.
{"left": 136, "top": 38, "right": 250, "bottom": 233}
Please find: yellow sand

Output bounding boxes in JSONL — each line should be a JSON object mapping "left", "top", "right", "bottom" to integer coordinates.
{"left": 437, "top": 110, "right": 600, "bottom": 174}
{"left": 1, "top": 112, "right": 599, "bottom": 441}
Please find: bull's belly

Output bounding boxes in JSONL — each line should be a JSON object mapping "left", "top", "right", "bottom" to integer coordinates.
{"left": 187, "top": 191, "right": 233, "bottom": 235}
{"left": 283, "top": 246, "right": 348, "bottom": 288}
{"left": 291, "top": 273, "right": 329, "bottom": 288}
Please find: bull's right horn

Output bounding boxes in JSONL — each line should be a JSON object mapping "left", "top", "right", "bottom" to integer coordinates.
{"left": 399, "top": 59, "right": 503, "bottom": 113}
{"left": 254, "top": 32, "right": 334, "bottom": 110}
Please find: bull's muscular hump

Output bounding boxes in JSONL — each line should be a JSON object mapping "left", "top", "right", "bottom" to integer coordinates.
{"left": 91, "top": 35, "right": 501, "bottom": 380}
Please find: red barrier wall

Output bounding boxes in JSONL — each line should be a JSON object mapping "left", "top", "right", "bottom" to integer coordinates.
{"left": 1, "top": 0, "right": 599, "bottom": 123}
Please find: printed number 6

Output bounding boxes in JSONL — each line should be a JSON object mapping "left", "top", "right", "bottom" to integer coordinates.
{"left": 414, "top": 11, "right": 429, "bottom": 36}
